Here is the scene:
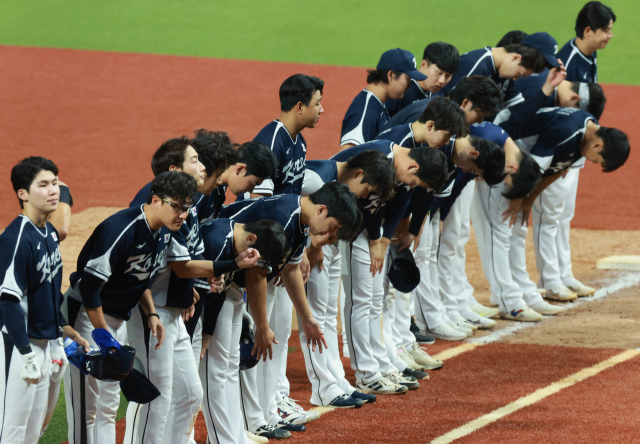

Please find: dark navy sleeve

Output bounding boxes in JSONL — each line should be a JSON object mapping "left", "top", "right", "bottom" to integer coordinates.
{"left": 0, "top": 302, "right": 30, "bottom": 349}
{"left": 470, "top": 122, "right": 510, "bottom": 147}
{"left": 381, "top": 187, "right": 413, "bottom": 239}
{"left": 0, "top": 222, "right": 32, "bottom": 302}
{"left": 407, "top": 190, "right": 434, "bottom": 236}
{"left": 382, "top": 99, "right": 430, "bottom": 132}
{"left": 439, "top": 172, "right": 475, "bottom": 220}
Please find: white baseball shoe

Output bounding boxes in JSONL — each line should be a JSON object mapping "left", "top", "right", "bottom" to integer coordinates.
{"left": 357, "top": 376, "right": 408, "bottom": 395}
{"left": 566, "top": 279, "right": 596, "bottom": 297}
{"left": 469, "top": 303, "right": 499, "bottom": 318}
{"left": 247, "top": 430, "right": 270, "bottom": 444}
{"left": 407, "top": 342, "right": 443, "bottom": 370}
{"left": 546, "top": 284, "right": 578, "bottom": 302}
{"left": 426, "top": 322, "right": 470, "bottom": 341}
{"left": 450, "top": 312, "right": 479, "bottom": 331}
{"left": 278, "top": 397, "right": 320, "bottom": 424}
{"left": 397, "top": 346, "right": 425, "bottom": 371}
{"left": 530, "top": 300, "right": 564, "bottom": 316}
{"left": 500, "top": 306, "right": 543, "bottom": 322}
{"left": 460, "top": 307, "right": 496, "bottom": 328}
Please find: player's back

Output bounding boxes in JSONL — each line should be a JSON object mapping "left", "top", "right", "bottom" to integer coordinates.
{"left": 302, "top": 160, "right": 338, "bottom": 197}
{"left": 382, "top": 97, "right": 433, "bottom": 132}
{"left": 441, "top": 47, "right": 497, "bottom": 95}
{"left": 377, "top": 123, "right": 419, "bottom": 147}
{"left": 385, "top": 80, "right": 433, "bottom": 117}
{"left": 340, "top": 89, "right": 389, "bottom": 147}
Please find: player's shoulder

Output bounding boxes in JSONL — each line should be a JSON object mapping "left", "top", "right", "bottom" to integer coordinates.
{"left": 460, "top": 46, "right": 492, "bottom": 62}
{"left": 130, "top": 181, "right": 152, "bottom": 208}
{"left": 557, "top": 38, "right": 576, "bottom": 60}
{"left": 0, "top": 215, "right": 35, "bottom": 250}
{"left": 253, "top": 120, "right": 287, "bottom": 147}
{"left": 201, "top": 217, "right": 233, "bottom": 237}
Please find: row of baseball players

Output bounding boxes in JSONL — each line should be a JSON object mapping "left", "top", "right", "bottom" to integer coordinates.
{"left": 0, "top": 1, "right": 629, "bottom": 444}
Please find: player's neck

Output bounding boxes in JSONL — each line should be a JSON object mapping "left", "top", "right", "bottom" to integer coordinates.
{"left": 278, "top": 112, "right": 304, "bottom": 139}
{"left": 491, "top": 47, "right": 507, "bottom": 71}
{"left": 21, "top": 205, "right": 49, "bottom": 228}
{"left": 143, "top": 204, "right": 163, "bottom": 231}
{"left": 299, "top": 197, "right": 313, "bottom": 226}
{"left": 581, "top": 121, "right": 600, "bottom": 151}
{"left": 410, "top": 121, "right": 430, "bottom": 144}
{"left": 575, "top": 37, "right": 596, "bottom": 57}
{"left": 336, "top": 161, "right": 351, "bottom": 183}
{"left": 365, "top": 83, "right": 389, "bottom": 103}
{"left": 232, "top": 222, "right": 245, "bottom": 255}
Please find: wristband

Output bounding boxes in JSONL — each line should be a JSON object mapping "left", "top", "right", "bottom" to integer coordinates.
{"left": 59, "top": 185, "right": 74, "bottom": 207}
{"left": 147, "top": 313, "right": 160, "bottom": 319}
{"left": 18, "top": 345, "right": 33, "bottom": 355}
{"left": 213, "top": 260, "right": 240, "bottom": 277}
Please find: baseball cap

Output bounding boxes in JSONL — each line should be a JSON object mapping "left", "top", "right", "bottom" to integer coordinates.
{"left": 377, "top": 48, "right": 428, "bottom": 81}
{"left": 521, "top": 32, "right": 560, "bottom": 68}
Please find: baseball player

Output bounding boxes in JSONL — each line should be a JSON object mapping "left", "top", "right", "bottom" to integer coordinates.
{"left": 500, "top": 107, "right": 629, "bottom": 313}
{"left": 300, "top": 150, "right": 396, "bottom": 409}
{"left": 197, "top": 218, "right": 289, "bottom": 444}
{"left": 530, "top": 1, "right": 616, "bottom": 300}
{"left": 340, "top": 48, "right": 427, "bottom": 149}
{"left": 385, "top": 42, "right": 460, "bottom": 117}
{"left": 441, "top": 32, "right": 561, "bottom": 111}
{"left": 62, "top": 171, "right": 197, "bottom": 444}
{"left": 218, "top": 184, "right": 360, "bottom": 437}
{"left": 0, "top": 157, "right": 89, "bottom": 444}
{"left": 333, "top": 139, "right": 448, "bottom": 394}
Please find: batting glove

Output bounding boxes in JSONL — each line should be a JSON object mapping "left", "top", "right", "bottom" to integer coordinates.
{"left": 50, "top": 338, "right": 68, "bottom": 383}
{"left": 20, "top": 351, "right": 41, "bottom": 384}
{"left": 242, "top": 307, "right": 255, "bottom": 331}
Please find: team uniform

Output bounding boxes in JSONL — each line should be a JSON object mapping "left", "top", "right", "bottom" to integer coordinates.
{"left": 0, "top": 216, "right": 63, "bottom": 443}
{"left": 385, "top": 80, "right": 434, "bottom": 117}
{"left": 297, "top": 160, "right": 360, "bottom": 406}
{"left": 499, "top": 107, "right": 597, "bottom": 309}
{"left": 340, "top": 90, "right": 389, "bottom": 146}
{"left": 218, "top": 195, "right": 307, "bottom": 433}
{"left": 63, "top": 204, "right": 167, "bottom": 444}
{"left": 124, "top": 183, "right": 204, "bottom": 444}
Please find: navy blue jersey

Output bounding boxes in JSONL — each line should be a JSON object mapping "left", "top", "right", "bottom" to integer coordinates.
{"left": 0, "top": 216, "right": 63, "bottom": 339}
{"left": 248, "top": 120, "right": 307, "bottom": 197}
{"left": 340, "top": 90, "right": 389, "bottom": 147}
{"left": 558, "top": 38, "right": 597, "bottom": 82}
{"left": 385, "top": 80, "right": 433, "bottom": 117}
{"left": 196, "top": 185, "right": 227, "bottom": 224}
{"left": 218, "top": 194, "right": 306, "bottom": 285}
{"left": 381, "top": 97, "right": 434, "bottom": 133}
{"left": 470, "top": 121, "right": 510, "bottom": 146}
{"left": 502, "top": 107, "right": 597, "bottom": 176}
{"left": 377, "top": 123, "right": 421, "bottom": 148}
{"left": 302, "top": 160, "right": 338, "bottom": 197}
{"left": 331, "top": 140, "right": 395, "bottom": 239}
{"left": 130, "top": 182, "right": 205, "bottom": 308}
{"left": 494, "top": 70, "right": 556, "bottom": 125}
{"left": 194, "top": 218, "right": 237, "bottom": 295}
{"left": 68, "top": 205, "right": 168, "bottom": 320}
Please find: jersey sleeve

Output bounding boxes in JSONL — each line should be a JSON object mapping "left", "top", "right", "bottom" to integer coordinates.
{"left": 251, "top": 132, "right": 282, "bottom": 196}
{"left": 289, "top": 242, "right": 305, "bottom": 265}
{"left": 83, "top": 219, "right": 136, "bottom": 282}
{"left": 0, "top": 222, "right": 32, "bottom": 302}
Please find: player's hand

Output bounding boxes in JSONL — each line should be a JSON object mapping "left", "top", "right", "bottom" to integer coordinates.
{"left": 252, "top": 326, "right": 278, "bottom": 362}
{"left": 200, "top": 334, "right": 212, "bottom": 361}
{"left": 148, "top": 315, "right": 165, "bottom": 350}
{"left": 542, "top": 60, "right": 566, "bottom": 95}
{"left": 301, "top": 318, "right": 328, "bottom": 353}
{"left": 369, "top": 238, "right": 388, "bottom": 276}
{"left": 306, "top": 241, "right": 325, "bottom": 272}
{"left": 20, "top": 351, "right": 41, "bottom": 384}
{"left": 208, "top": 275, "right": 225, "bottom": 293}
{"left": 236, "top": 248, "right": 260, "bottom": 269}
{"left": 193, "top": 288, "right": 200, "bottom": 304}
{"left": 182, "top": 304, "right": 195, "bottom": 322}
{"left": 520, "top": 198, "right": 534, "bottom": 226}
{"left": 49, "top": 338, "right": 68, "bottom": 382}
{"left": 300, "top": 251, "right": 311, "bottom": 284}
{"left": 394, "top": 231, "right": 415, "bottom": 253}
{"left": 502, "top": 198, "right": 523, "bottom": 227}
{"left": 62, "top": 325, "right": 91, "bottom": 353}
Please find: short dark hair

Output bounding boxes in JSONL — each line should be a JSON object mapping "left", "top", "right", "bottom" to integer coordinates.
{"left": 504, "top": 44, "right": 548, "bottom": 72}
{"left": 497, "top": 30, "right": 529, "bottom": 47}
{"left": 407, "top": 147, "right": 449, "bottom": 192}
{"left": 502, "top": 150, "right": 542, "bottom": 200}
{"left": 575, "top": 1, "right": 616, "bottom": 39}
{"left": 422, "top": 42, "right": 460, "bottom": 74}
{"left": 596, "top": 126, "right": 629, "bottom": 172}
{"left": 190, "top": 129, "right": 239, "bottom": 178}
{"left": 467, "top": 136, "right": 506, "bottom": 185}
{"left": 279, "top": 74, "right": 325, "bottom": 112}
{"left": 447, "top": 76, "right": 503, "bottom": 115}
{"left": 151, "top": 136, "right": 192, "bottom": 176}
{"left": 147, "top": 171, "right": 197, "bottom": 206}
{"left": 309, "top": 182, "right": 362, "bottom": 242}
{"left": 417, "top": 96, "right": 468, "bottom": 137}
{"left": 345, "top": 150, "right": 397, "bottom": 202}
{"left": 366, "top": 69, "right": 402, "bottom": 85}
{"left": 11, "top": 156, "right": 59, "bottom": 209}
{"left": 570, "top": 82, "right": 606, "bottom": 120}
{"left": 244, "top": 220, "right": 289, "bottom": 269}
{"left": 236, "top": 141, "right": 279, "bottom": 180}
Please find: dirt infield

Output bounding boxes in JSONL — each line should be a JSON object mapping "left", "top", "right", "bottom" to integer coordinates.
{"left": 1, "top": 45, "right": 639, "bottom": 230}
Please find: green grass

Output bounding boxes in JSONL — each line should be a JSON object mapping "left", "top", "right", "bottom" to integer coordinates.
{"left": 1, "top": 0, "right": 639, "bottom": 84}
{"left": 39, "top": 381, "right": 129, "bottom": 444}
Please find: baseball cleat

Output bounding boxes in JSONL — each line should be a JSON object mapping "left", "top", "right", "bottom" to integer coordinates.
{"left": 402, "top": 366, "right": 429, "bottom": 380}
{"left": 275, "top": 420, "right": 306, "bottom": 432}
{"left": 536, "top": 288, "right": 548, "bottom": 296}
{"left": 411, "top": 317, "right": 436, "bottom": 344}
{"left": 469, "top": 303, "right": 500, "bottom": 318}
{"left": 328, "top": 394, "right": 365, "bottom": 408}
{"left": 357, "top": 376, "right": 408, "bottom": 395}
{"left": 279, "top": 397, "right": 320, "bottom": 423}
{"left": 350, "top": 390, "right": 377, "bottom": 403}
{"left": 426, "top": 322, "right": 470, "bottom": 341}
{"left": 545, "top": 284, "right": 578, "bottom": 302}
{"left": 530, "top": 300, "right": 564, "bottom": 315}
{"left": 448, "top": 320, "right": 474, "bottom": 335}
{"left": 386, "top": 371, "right": 420, "bottom": 390}
{"left": 397, "top": 346, "right": 426, "bottom": 371}
{"left": 460, "top": 307, "right": 496, "bottom": 329}
{"left": 450, "top": 312, "right": 479, "bottom": 330}
{"left": 247, "top": 430, "right": 270, "bottom": 444}
{"left": 407, "top": 342, "right": 444, "bottom": 370}
{"left": 253, "top": 424, "right": 291, "bottom": 439}
{"left": 500, "top": 306, "right": 543, "bottom": 322}
{"left": 566, "top": 280, "right": 596, "bottom": 297}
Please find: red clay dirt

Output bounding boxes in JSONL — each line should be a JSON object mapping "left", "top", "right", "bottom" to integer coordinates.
{"left": 1, "top": 45, "right": 639, "bottom": 230}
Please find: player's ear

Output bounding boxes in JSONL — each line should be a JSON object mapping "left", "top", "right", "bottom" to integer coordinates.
{"left": 236, "top": 164, "right": 246, "bottom": 176}
{"left": 512, "top": 53, "right": 522, "bottom": 64}
{"left": 505, "top": 163, "right": 519, "bottom": 174}
{"left": 168, "top": 165, "right": 179, "bottom": 172}
{"left": 426, "top": 120, "right": 435, "bottom": 132}
{"left": 246, "top": 233, "right": 257, "bottom": 244}
{"left": 353, "top": 169, "right": 364, "bottom": 180}
{"left": 420, "top": 59, "right": 429, "bottom": 70}
{"left": 317, "top": 204, "right": 328, "bottom": 217}
{"left": 569, "top": 93, "right": 581, "bottom": 108}
{"left": 469, "top": 149, "right": 480, "bottom": 159}
{"left": 17, "top": 188, "right": 29, "bottom": 203}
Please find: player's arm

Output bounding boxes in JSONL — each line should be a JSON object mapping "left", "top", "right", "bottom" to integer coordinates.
{"left": 244, "top": 266, "right": 277, "bottom": 361}
{"left": 138, "top": 288, "right": 165, "bottom": 349}
{"left": 280, "top": 263, "right": 327, "bottom": 352}
{"left": 78, "top": 272, "right": 109, "bottom": 329}
{"left": 363, "top": 207, "right": 388, "bottom": 276}
{"left": 519, "top": 171, "right": 563, "bottom": 223}
{"left": 169, "top": 249, "right": 259, "bottom": 279}
{"left": 48, "top": 181, "right": 72, "bottom": 241}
